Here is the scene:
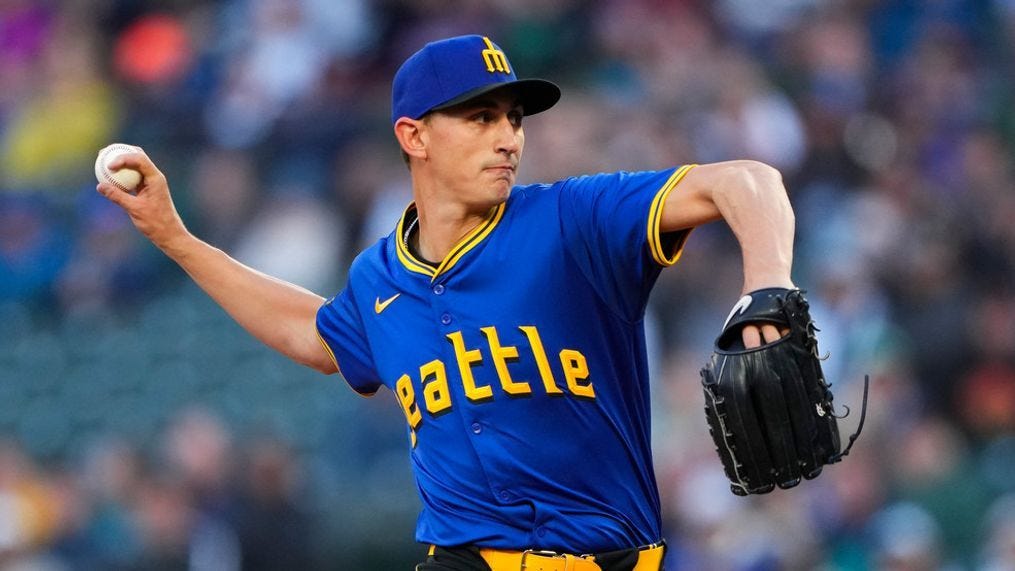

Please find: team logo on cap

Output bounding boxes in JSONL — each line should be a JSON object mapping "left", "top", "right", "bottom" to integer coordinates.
{"left": 481, "top": 37, "right": 511, "bottom": 74}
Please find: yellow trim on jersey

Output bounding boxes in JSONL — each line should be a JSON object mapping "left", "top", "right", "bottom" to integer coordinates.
{"left": 432, "top": 203, "right": 505, "bottom": 280}
{"left": 315, "top": 329, "right": 341, "bottom": 373}
{"left": 394, "top": 202, "right": 506, "bottom": 282}
{"left": 316, "top": 328, "right": 377, "bottom": 397}
{"left": 647, "top": 164, "right": 697, "bottom": 266}
{"left": 395, "top": 206, "right": 436, "bottom": 278}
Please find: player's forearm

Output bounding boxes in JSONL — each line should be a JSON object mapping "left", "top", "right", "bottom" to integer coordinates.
{"left": 161, "top": 232, "right": 336, "bottom": 373}
{"left": 709, "top": 161, "right": 795, "bottom": 292}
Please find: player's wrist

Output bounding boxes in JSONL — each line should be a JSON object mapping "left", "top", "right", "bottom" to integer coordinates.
{"left": 156, "top": 226, "right": 199, "bottom": 260}
{"left": 741, "top": 255, "right": 793, "bottom": 293}
{"left": 741, "top": 276, "right": 795, "bottom": 295}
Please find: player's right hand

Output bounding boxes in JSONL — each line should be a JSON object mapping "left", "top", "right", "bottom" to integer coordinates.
{"left": 95, "top": 148, "right": 191, "bottom": 252}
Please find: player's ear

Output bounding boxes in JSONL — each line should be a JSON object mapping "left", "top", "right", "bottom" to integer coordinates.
{"left": 394, "top": 117, "right": 428, "bottom": 162}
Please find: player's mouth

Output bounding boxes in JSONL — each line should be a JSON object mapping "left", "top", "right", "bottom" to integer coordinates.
{"left": 484, "top": 163, "right": 517, "bottom": 175}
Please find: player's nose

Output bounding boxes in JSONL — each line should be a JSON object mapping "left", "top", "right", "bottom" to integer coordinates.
{"left": 494, "top": 116, "right": 521, "bottom": 156}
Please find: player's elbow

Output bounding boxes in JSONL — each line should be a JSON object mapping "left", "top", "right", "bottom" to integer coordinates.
{"left": 728, "top": 160, "right": 785, "bottom": 197}
{"left": 716, "top": 160, "right": 791, "bottom": 212}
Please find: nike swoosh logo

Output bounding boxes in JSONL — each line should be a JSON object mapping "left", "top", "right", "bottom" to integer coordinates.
{"left": 374, "top": 293, "right": 401, "bottom": 314}
{"left": 723, "top": 294, "right": 753, "bottom": 329}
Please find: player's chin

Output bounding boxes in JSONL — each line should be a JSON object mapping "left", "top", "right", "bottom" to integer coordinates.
{"left": 485, "top": 170, "right": 515, "bottom": 192}
{"left": 489, "top": 180, "right": 513, "bottom": 203}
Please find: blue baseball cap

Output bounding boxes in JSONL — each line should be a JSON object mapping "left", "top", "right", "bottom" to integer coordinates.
{"left": 391, "top": 35, "right": 561, "bottom": 125}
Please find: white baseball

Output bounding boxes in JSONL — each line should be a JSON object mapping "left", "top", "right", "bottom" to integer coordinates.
{"left": 95, "top": 143, "right": 144, "bottom": 192}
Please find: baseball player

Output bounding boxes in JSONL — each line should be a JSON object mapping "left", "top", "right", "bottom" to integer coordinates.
{"left": 98, "top": 35, "right": 795, "bottom": 570}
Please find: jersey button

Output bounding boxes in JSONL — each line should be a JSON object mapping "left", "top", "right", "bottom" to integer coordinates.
{"left": 498, "top": 490, "right": 511, "bottom": 501}
{"left": 440, "top": 313, "right": 452, "bottom": 325}
{"left": 471, "top": 422, "right": 482, "bottom": 434}
{"left": 536, "top": 527, "right": 547, "bottom": 538}
{"left": 433, "top": 284, "right": 445, "bottom": 295}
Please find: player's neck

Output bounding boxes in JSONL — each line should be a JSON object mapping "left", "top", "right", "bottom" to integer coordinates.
{"left": 413, "top": 201, "right": 491, "bottom": 263}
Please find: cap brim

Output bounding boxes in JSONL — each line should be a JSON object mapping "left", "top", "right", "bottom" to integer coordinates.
{"left": 431, "top": 78, "right": 561, "bottom": 117}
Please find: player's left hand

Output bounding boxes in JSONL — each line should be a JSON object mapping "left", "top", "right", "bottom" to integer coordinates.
{"left": 741, "top": 323, "right": 789, "bottom": 349}
{"left": 701, "top": 287, "right": 869, "bottom": 496}
{"left": 740, "top": 278, "right": 794, "bottom": 348}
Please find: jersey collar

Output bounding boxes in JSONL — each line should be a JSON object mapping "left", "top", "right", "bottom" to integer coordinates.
{"left": 394, "top": 201, "right": 506, "bottom": 282}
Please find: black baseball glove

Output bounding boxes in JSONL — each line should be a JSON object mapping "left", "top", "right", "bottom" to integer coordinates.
{"left": 700, "top": 288, "right": 868, "bottom": 496}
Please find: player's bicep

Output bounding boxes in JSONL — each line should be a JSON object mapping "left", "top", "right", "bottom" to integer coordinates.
{"left": 658, "top": 162, "right": 731, "bottom": 233}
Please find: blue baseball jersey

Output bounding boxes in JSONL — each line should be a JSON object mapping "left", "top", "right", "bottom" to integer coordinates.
{"left": 316, "top": 165, "right": 695, "bottom": 553}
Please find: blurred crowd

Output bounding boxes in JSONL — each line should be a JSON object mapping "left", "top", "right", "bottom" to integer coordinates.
{"left": 2, "top": 0, "right": 1015, "bottom": 569}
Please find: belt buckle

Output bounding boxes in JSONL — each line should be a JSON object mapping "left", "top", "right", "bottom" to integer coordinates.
{"left": 520, "top": 549, "right": 563, "bottom": 571}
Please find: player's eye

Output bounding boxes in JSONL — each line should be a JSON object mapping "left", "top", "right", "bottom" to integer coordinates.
{"left": 508, "top": 110, "right": 523, "bottom": 127}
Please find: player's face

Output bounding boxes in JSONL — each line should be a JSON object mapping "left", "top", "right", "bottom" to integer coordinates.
{"left": 424, "top": 90, "right": 525, "bottom": 208}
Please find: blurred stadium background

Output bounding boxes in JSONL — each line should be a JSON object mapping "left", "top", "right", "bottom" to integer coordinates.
{"left": 2, "top": 0, "right": 1015, "bottom": 569}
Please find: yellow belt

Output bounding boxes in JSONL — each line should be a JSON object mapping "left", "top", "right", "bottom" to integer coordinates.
{"left": 476, "top": 544, "right": 664, "bottom": 571}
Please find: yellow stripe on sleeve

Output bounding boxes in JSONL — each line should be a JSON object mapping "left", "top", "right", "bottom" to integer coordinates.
{"left": 315, "top": 329, "right": 377, "bottom": 397}
{"left": 647, "top": 164, "right": 697, "bottom": 266}
{"left": 315, "top": 329, "right": 340, "bottom": 373}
